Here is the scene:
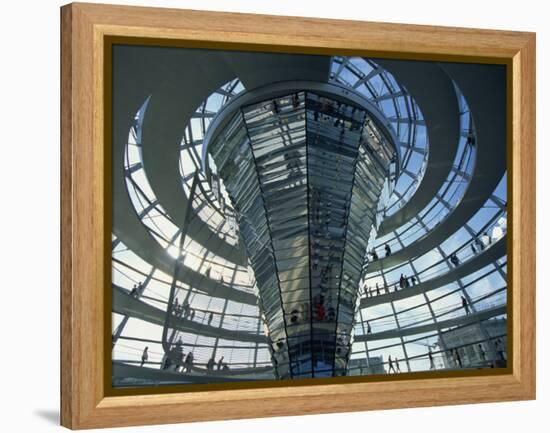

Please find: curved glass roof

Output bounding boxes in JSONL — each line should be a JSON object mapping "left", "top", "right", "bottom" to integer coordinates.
{"left": 329, "top": 56, "right": 429, "bottom": 216}
{"left": 370, "top": 81, "right": 477, "bottom": 255}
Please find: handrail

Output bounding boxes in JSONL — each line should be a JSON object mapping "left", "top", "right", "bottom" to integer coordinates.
{"left": 359, "top": 237, "right": 506, "bottom": 308}
{"left": 354, "top": 304, "right": 506, "bottom": 342}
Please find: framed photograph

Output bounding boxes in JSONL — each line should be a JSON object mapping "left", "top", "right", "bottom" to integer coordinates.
{"left": 60, "top": 2, "right": 536, "bottom": 429}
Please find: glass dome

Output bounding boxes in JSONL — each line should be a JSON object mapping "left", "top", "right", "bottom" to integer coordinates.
{"left": 111, "top": 47, "right": 507, "bottom": 387}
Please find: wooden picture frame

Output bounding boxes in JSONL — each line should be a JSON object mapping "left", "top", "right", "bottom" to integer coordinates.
{"left": 60, "top": 2, "right": 536, "bottom": 429}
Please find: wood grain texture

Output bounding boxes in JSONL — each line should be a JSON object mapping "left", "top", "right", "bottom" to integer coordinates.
{"left": 60, "top": 4, "right": 74, "bottom": 428}
{"left": 60, "top": 2, "right": 536, "bottom": 429}
{"left": 511, "top": 33, "right": 536, "bottom": 396}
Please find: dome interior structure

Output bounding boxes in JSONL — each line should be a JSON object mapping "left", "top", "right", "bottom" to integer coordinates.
{"left": 111, "top": 46, "right": 507, "bottom": 387}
